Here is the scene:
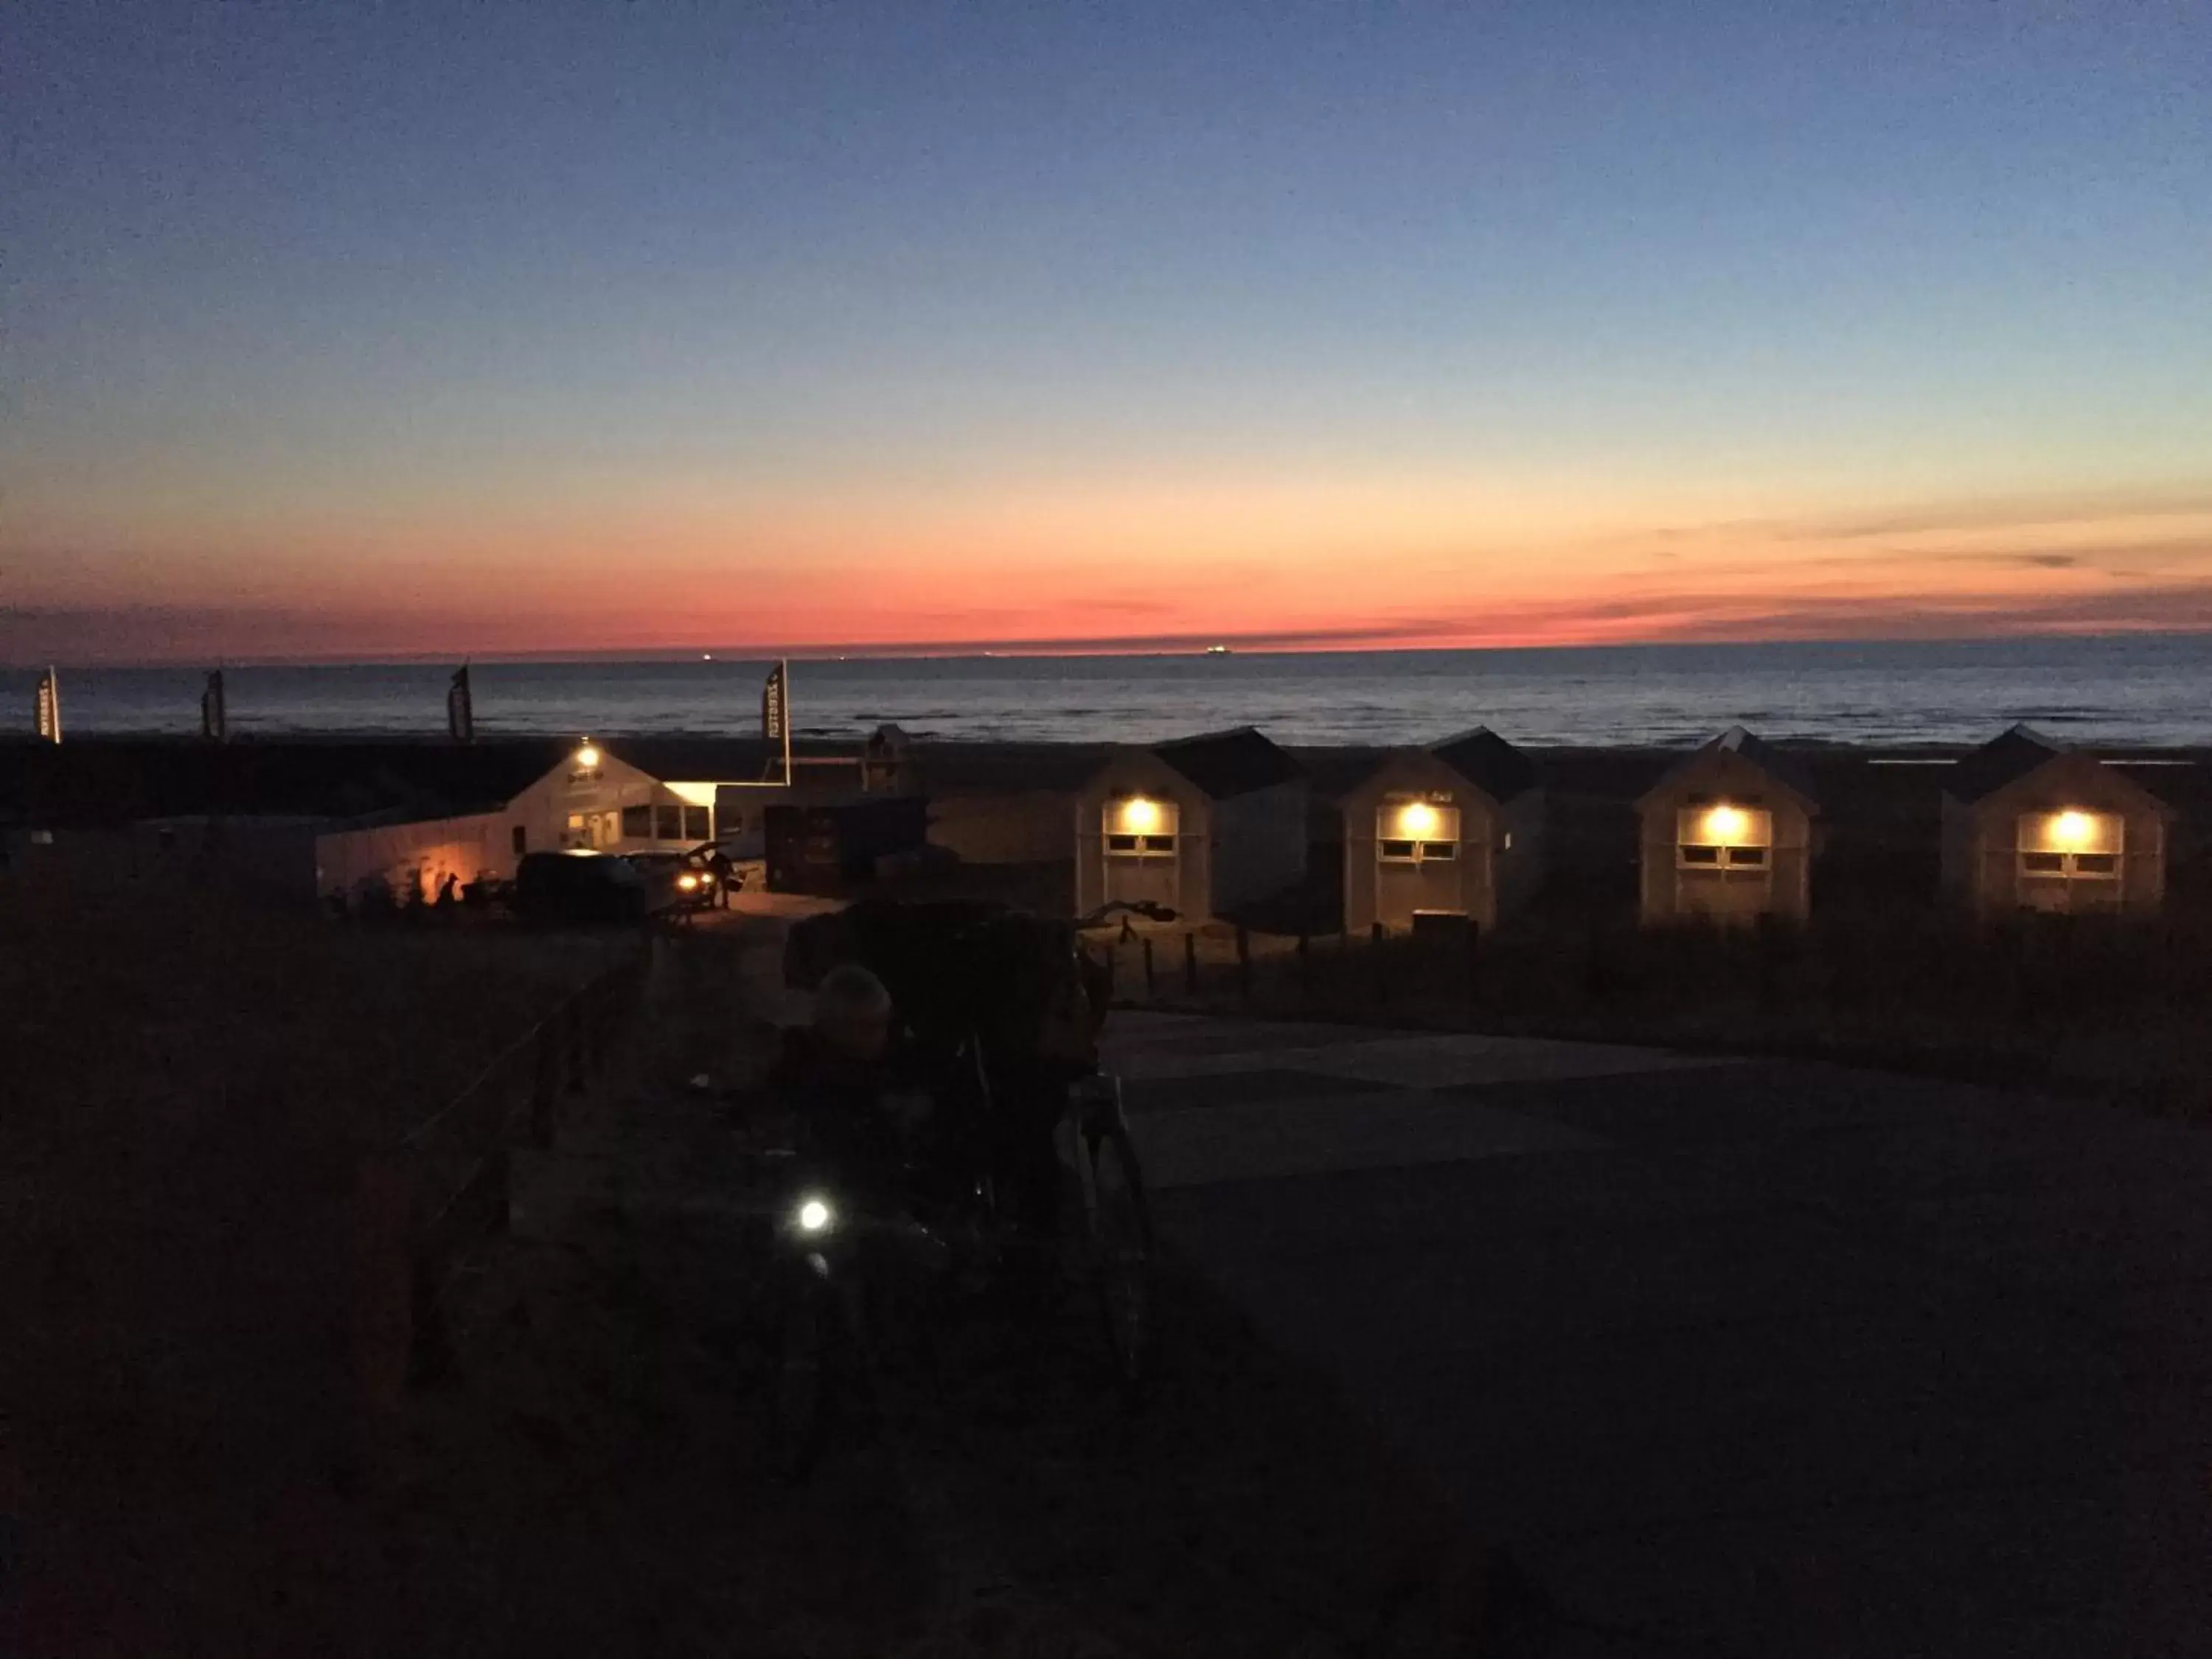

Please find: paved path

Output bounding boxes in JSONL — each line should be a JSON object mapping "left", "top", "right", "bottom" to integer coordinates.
{"left": 1105, "top": 1011, "right": 2212, "bottom": 1658}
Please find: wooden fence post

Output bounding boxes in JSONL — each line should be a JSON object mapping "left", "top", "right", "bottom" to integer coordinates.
{"left": 1235, "top": 925, "right": 1253, "bottom": 1003}
{"left": 1183, "top": 931, "right": 1200, "bottom": 996}
{"left": 1142, "top": 935, "right": 1156, "bottom": 999}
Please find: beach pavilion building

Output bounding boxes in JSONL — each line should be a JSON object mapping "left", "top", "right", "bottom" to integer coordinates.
{"left": 1941, "top": 725, "right": 2172, "bottom": 917}
{"left": 1637, "top": 727, "right": 1818, "bottom": 925}
{"left": 1340, "top": 728, "right": 1545, "bottom": 936}
{"left": 313, "top": 738, "right": 791, "bottom": 907}
{"left": 1074, "top": 727, "right": 1307, "bottom": 924}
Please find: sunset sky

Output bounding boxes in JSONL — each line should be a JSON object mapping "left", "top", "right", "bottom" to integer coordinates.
{"left": 5, "top": 1, "right": 2210, "bottom": 664}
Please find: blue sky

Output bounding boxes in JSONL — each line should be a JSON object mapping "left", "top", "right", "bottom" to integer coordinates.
{"left": 4, "top": 0, "right": 2210, "bottom": 661}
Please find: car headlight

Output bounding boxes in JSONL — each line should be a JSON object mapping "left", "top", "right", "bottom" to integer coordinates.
{"left": 677, "top": 873, "right": 699, "bottom": 890}
{"left": 795, "top": 1197, "right": 833, "bottom": 1234}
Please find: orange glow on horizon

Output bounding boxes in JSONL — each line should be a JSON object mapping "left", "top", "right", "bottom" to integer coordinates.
{"left": 8, "top": 484, "right": 2212, "bottom": 664}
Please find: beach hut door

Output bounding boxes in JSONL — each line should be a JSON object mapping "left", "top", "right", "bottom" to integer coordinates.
{"left": 1374, "top": 797, "right": 1463, "bottom": 928}
{"left": 1102, "top": 796, "right": 1180, "bottom": 908}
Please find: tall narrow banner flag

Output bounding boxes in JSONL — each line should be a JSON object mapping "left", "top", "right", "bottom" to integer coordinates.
{"left": 34, "top": 667, "right": 60, "bottom": 744}
{"left": 448, "top": 664, "right": 475, "bottom": 743}
{"left": 761, "top": 659, "right": 792, "bottom": 783}
{"left": 201, "top": 669, "right": 227, "bottom": 742}
{"left": 761, "top": 659, "right": 787, "bottom": 744}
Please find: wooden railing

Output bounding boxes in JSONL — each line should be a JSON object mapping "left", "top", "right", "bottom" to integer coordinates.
{"left": 346, "top": 945, "right": 651, "bottom": 1494}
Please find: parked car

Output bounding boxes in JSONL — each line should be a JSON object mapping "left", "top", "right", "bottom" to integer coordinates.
{"left": 511, "top": 850, "right": 649, "bottom": 925}
{"left": 625, "top": 846, "right": 723, "bottom": 913}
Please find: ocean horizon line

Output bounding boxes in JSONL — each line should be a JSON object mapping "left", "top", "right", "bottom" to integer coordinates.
{"left": 13, "top": 627, "right": 2212, "bottom": 675}
{"left": 10, "top": 636, "right": 2209, "bottom": 749}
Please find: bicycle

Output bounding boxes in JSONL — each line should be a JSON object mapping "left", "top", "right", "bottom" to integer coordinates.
{"left": 1061, "top": 1070, "right": 1153, "bottom": 1396}
{"left": 756, "top": 1056, "right": 1155, "bottom": 1467}
{"left": 753, "top": 898, "right": 1166, "bottom": 1472}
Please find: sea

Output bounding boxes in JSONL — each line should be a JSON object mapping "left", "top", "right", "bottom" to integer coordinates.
{"left": 7, "top": 636, "right": 2211, "bottom": 750}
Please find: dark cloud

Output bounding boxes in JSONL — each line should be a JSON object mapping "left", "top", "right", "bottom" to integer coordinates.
{"left": 842, "top": 582, "right": 2212, "bottom": 655}
{"left": 1775, "top": 488, "right": 2212, "bottom": 545}
{"left": 0, "top": 605, "right": 1460, "bottom": 665}
{"left": 832, "top": 619, "right": 1458, "bottom": 655}
{"left": 1757, "top": 538, "right": 2207, "bottom": 577}
{"left": 14, "top": 568, "right": 2212, "bottom": 668}
{"left": 1508, "top": 581, "right": 2212, "bottom": 644}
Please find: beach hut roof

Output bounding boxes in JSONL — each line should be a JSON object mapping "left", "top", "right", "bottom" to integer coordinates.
{"left": 1151, "top": 726, "right": 1303, "bottom": 799}
{"left": 1944, "top": 723, "right": 2174, "bottom": 815}
{"left": 1944, "top": 724, "right": 2066, "bottom": 804}
{"left": 1640, "top": 726, "right": 1818, "bottom": 810}
{"left": 1428, "top": 727, "right": 1540, "bottom": 804}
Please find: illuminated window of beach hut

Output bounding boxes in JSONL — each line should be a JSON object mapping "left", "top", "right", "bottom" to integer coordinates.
{"left": 1377, "top": 796, "right": 1461, "bottom": 863}
{"left": 1674, "top": 801, "right": 1773, "bottom": 870}
{"left": 1104, "top": 793, "right": 1179, "bottom": 856}
{"left": 2017, "top": 814, "right": 2115, "bottom": 902}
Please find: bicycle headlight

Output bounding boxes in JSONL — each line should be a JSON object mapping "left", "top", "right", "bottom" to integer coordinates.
{"left": 795, "top": 1196, "right": 834, "bottom": 1234}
